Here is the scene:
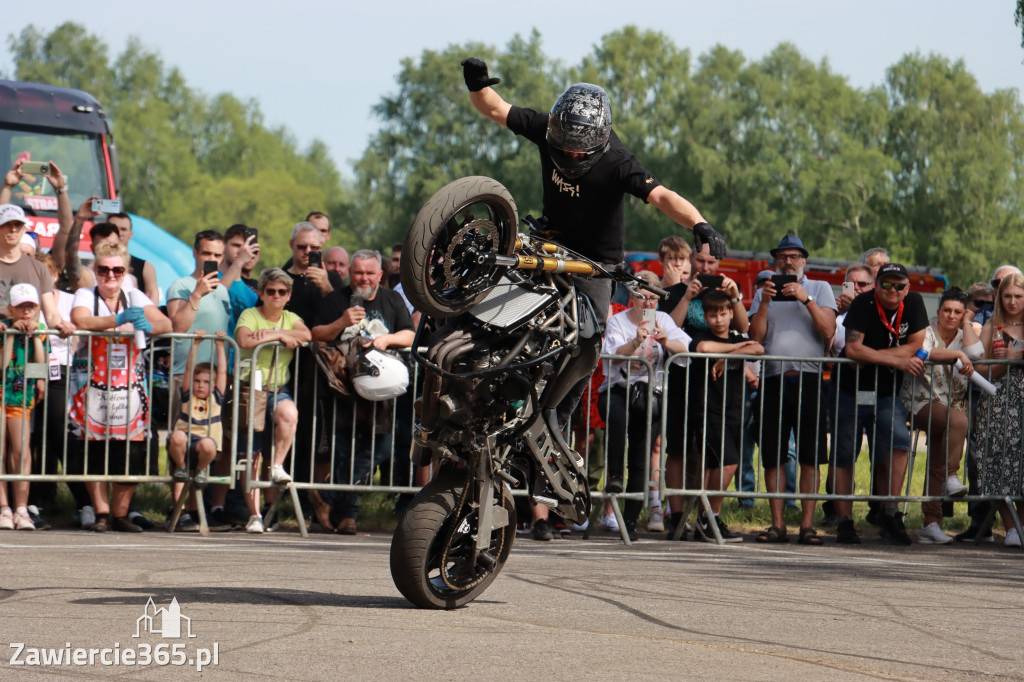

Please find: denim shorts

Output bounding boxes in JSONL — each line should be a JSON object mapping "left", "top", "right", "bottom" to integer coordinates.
{"left": 831, "top": 392, "right": 911, "bottom": 468}
{"left": 248, "top": 387, "right": 294, "bottom": 454}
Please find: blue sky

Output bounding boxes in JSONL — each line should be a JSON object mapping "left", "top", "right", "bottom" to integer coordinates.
{"left": 4, "top": 1, "right": 1022, "bottom": 178}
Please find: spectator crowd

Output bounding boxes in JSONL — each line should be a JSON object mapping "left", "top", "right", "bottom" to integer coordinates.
{"left": 0, "top": 157, "right": 1021, "bottom": 550}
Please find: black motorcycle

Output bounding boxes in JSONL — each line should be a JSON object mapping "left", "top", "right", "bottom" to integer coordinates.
{"left": 390, "top": 176, "right": 664, "bottom": 609}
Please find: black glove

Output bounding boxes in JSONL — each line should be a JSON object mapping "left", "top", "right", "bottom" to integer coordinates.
{"left": 461, "top": 58, "right": 500, "bottom": 92}
{"left": 693, "top": 222, "right": 726, "bottom": 260}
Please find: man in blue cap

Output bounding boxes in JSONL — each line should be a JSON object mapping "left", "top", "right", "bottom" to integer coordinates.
{"left": 748, "top": 235, "right": 837, "bottom": 545}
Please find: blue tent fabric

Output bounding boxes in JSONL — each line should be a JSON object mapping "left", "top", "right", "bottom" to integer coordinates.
{"left": 124, "top": 213, "right": 194, "bottom": 304}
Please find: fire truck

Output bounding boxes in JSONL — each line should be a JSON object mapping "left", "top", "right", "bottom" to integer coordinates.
{"left": 0, "top": 80, "right": 192, "bottom": 301}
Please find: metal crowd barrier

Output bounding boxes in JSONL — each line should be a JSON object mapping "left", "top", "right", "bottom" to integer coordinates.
{"left": 3, "top": 327, "right": 1022, "bottom": 547}
{"left": 0, "top": 329, "right": 238, "bottom": 484}
{"left": 572, "top": 350, "right": 1024, "bottom": 545}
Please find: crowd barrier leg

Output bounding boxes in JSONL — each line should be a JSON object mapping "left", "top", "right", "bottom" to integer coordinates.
{"left": 668, "top": 496, "right": 695, "bottom": 541}
{"left": 1008, "top": 499, "right": 1024, "bottom": 552}
{"left": 608, "top": 494, "right": 630, "bottom": 545}
{"left": 902, "top": 429, "right": 922, "bottom": 516}
{"left": 166, "top": 482, "right": 211, "bottom": 537}
{"left": 263, "top": 482, "right": 308, "bottom": 538}
{"left": 697, "top": 493, "right": 724, "bottom": 546}
{"left": 975, "top": 497, "right": 1024, "bottom": 550}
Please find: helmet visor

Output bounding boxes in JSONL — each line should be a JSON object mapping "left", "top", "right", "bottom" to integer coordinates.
{"left": 546, "top": 139, "right": 608, "bottom": 179}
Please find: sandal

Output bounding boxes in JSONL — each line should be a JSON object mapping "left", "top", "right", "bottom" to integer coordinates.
{"left": 798, "top": 526, "right": 823, "bottom": 545}
{"left": 756, "top": 525, "right": 788, "bottom": 543}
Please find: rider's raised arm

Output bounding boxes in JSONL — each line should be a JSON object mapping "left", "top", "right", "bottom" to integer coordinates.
{"left": 646, "top": 185, "right": 705, "bottom": 229}
{"left": 647, "top": 185, "right": 727, "bottom": 260}
{"left": 469, "top": 88, "right": 512, "bottom": 127}
{"left": 463, "top": 58, "right": 511, "bottom": 127}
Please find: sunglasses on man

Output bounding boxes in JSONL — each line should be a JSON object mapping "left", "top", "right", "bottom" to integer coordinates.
{"left": 878, "top": 281, "right": 908, "bottom": 291}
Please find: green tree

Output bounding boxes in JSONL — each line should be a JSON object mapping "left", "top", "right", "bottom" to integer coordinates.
{"left": 352, "top": 31, "right": 561, "bottom": 248}
{"left": 1016, "top": 0, "right": 1024, "bottom": 49}
{"left": 575, "top": 27, "right": 695, "bottom": 251}
{"left": 882, "top": 53, "right": 1024, "bottom": 284}
{"left": 6, "top": 22, "right": 352, "bottom": 272}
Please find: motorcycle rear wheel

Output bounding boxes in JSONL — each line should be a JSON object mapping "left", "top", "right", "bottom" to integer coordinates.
{"left": 400, "top": 176, "right": 518, "bottom": 318}
{"left": 390, "top": 468, "right": 515, "bottom": 609}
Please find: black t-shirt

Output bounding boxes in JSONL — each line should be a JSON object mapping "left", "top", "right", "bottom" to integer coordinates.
{"left": 129, "top": 255, "right": 147, "bottom": 286}
{"left": 505, "top": 106, "right": 661, "bottom": 263}
{"left": 659, "top": 282, "right": 687, "bottom": 315}
{"left": 687, "top": 329, "right": 746, "bottom": 425}
{"left": 317, "top": 286, "right": 413, "bottom": 341}
{"left": 840, "top": 290, "right": 928, "bottom": 396}
{"left": 283, "top": 268, "right": 345, "bottom": 326}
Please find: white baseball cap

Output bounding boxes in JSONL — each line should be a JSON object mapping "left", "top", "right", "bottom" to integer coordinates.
{"left": 9, "top": 282, "right": 40, "bottom": 307}
{"left": 0, "top": 204, "right": 32, "bottom": 228}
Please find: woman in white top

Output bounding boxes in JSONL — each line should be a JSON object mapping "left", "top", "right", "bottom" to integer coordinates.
{"left": 598, "top": 270, "right": 691, "bottom": 539}
{"left": 69, "top": 242, "right": 170, "bottom": 532}
{"left": 900, "top": 288, "right": 980, "bottom": 544}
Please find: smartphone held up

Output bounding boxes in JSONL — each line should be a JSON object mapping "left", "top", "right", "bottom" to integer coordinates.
{"left": 92, "top": 198, "right": 122, "bottom": 214}
{"left": 642, "top": 308, "right": 657, "bottom": 333}
{"left": 20, "top": 161, "right": 50, "bottom": 176}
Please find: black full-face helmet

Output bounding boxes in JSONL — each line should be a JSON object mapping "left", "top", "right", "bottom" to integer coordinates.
{"left": 546, "top": 83, "right": 613, "bottom": 179}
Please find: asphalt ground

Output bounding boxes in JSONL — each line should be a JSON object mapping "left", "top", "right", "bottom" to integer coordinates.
{"left": 1, "top": 528, "right": 1022, "bottom": 681}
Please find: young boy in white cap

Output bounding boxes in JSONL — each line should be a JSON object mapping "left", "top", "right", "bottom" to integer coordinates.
{"left": 0, "top": 282, "right": 47, "bottom": 530}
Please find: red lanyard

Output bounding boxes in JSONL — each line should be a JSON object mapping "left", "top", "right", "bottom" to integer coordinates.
{"left": 874, "top": 295, "right": 904, "bottom": 347}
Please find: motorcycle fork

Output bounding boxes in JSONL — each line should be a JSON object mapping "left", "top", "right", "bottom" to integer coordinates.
{"left": 473, "top": 435, "right": 510, "bottom": 564}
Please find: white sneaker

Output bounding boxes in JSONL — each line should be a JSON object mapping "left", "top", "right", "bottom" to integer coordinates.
{"left": 942, "top": 475, "right": 968, "bottom": 498}
{"left": 1005, "top": 528, "right": 1022, "bottom": 547}
{"left": 600, "top": 513, "right": 619, "bottom": 532}
{"left": 245, "top": 515, "right": 265, "bottom": 534}
{"left": 647, "top": 506, "right": 665, "bottom": 532}
{"left": 919, "top": 522, "right": 953, "bottom": 545}
{"left": 0, "top": 508, "right": 14, "bottom": 531}
{"left": 572, "top": 519, "right": 590, "bottom": 532}
{"left": 79, "top": 505, "right": 96, "bottom": 529}
{"left": 13, "top": 508, "right": 35, "bottom": 531}
{"left": 270, "top": 465, "right": 292, "bottom": 484}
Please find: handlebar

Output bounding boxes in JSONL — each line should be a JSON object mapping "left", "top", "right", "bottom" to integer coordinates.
{"left": 484, "top": 221, "right": 671, "bottom": 301}
{"left": 595, "top": 262, "right": 668, "bottom": 300}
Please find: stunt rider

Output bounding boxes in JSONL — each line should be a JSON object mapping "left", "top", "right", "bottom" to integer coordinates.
{"left": 462, "top": 58, "right": 725, "bottom": 537}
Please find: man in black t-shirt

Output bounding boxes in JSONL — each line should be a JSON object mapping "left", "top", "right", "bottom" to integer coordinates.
{"left": 313, "top": 250, "right": 414, "bottom": 350}
{"left": 829, "top": 263, "right": 927, "bottom": 545}
{"left": 311, "top": 249, "right": 414, "bottom": 534}
{"left": 686, "top": 290, "right": 764, "bottom": 542}
{"left": 463, "top": 58, "right": 725, "bottom": 536}
{"left": 463, "top": 58, "right": 723, "bottom": 299}
{"left": 284, "top": 222, "right": 344, "bottom": 326}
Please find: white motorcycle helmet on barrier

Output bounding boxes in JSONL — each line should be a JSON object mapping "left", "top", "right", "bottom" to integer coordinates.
{"left": 351, "top": 345, "right": 410, "bottom": 401}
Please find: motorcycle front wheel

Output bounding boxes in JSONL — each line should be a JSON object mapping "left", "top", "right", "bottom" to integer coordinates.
{"left": 390, "top": 468, "right": 516, "bottom": 609}
{"left": 400, "top": 176, "right": 518, "bottom": 318}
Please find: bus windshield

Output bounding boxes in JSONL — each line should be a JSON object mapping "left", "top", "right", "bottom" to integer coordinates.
{"left": 0, "top": 127, "right": 107, "bottom": 214}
